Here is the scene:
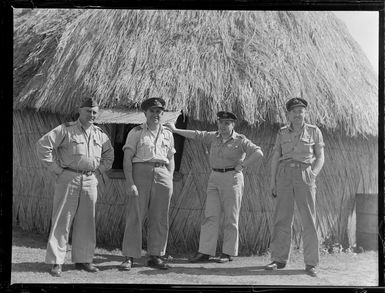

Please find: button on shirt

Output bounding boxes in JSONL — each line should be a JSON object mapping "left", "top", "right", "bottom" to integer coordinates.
{"left": 122, "top": 123, "right": 176, "bottom": 164}
{"left": 195, "top": 130, "right": 261, "bottom": 169}
{"left": 36, "top": 120, "right": 114, "bottom": 173}
{"left": 273, "top": 123, "right": 325, "bottom": 164}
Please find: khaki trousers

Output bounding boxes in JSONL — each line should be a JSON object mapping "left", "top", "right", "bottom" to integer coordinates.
{"left": 198, "top": 170, "right": 244, "bottom": 256}
{"left": 122, "top": 163, "right": 173, "bottom": 258}
{"left": 45, "top": 170, "right": 98, "bottom": 264}
{"left": 270, "top": 163, "right": 319, "bottom": 267}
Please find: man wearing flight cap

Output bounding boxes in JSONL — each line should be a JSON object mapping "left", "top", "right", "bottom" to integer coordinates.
{"left": 264, "top": 97, "right": 325, "bottom": 277}
{"left": 120, "top": 97, "right": 175, "bottom": 270}
{"left": 36, "top": 97, "right": 114, "bottom": 277}
{"left": 165, "top": 111, "right": 263, "bottom": 263}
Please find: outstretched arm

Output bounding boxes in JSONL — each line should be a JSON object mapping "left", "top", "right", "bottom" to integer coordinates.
{"left": 163, "top": 122, "right": 197, "bottom": 139}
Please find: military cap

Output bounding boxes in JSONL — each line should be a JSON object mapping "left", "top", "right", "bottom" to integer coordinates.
{"left": 286, "top": 97, "right": 308, "bottom": 111}
{"left": 217, "top": 111, "right": 237, "bottom": 121}
{"left": 79, "top": 98, "right": 99, "bottom": 108}
{"left": 141, "top": 97, "right": 165, "bottom": 111}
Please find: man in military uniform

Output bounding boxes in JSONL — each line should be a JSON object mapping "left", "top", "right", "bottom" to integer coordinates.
{"left": 265, "top": 97, "right": 325, "bottom": 277}
{"left": 36, "top": 98, "right": 114, "bottom": 277}
{"left": 120, "top": 97, "right": 175, "bottom": 271}
{"left": 165, "top": 111, "right": 263, "bottom": 263}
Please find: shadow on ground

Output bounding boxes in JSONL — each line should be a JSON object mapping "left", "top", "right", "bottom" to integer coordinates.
{"left": 139, "top": 265, "right": 307, "bottom": 277}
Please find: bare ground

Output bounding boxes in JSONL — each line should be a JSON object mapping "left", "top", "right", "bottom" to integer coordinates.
{"left": 10, "top": 226, "right": 379, "bottom": 286}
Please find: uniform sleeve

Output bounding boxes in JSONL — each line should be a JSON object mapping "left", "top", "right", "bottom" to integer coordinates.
{"left": 314, "top": 127, "right": 325, "bottom": 150}
{"left": 241, "top": 137, "right": 261, "bottom": 157}
{"left": 36, "top": 124, "right": 66, "bottom": 174}
{"left": 272, "top": 132, "right": 282, "bottom": 154}
{"left": 195, "top": 130, "right": 216, "bottom": 145}
{"left": 122, "top": 128, "right": 141, "bottom": 153}
{"left": 99, "top": 133, "right": 114, "bottom": 172}
{"left": 167, "top": 132, "right": 176, "bottom": 159}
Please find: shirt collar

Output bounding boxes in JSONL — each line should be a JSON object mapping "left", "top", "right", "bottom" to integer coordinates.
{"left": 143, "top": 122, "right": 163, "bottom": 133}
{"left": 288, "top": 122, "right": 305, "bottom": 132}
{"left": 216, "top": 130, "right": 237, "bottom": 140}
{"left": 76, "top": 119, "right": 94, "bottom": 132}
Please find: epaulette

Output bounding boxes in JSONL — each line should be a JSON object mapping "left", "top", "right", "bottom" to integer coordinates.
{"left": 305, "top": 123, "right": 317, "bottom": 129}
{"left": 235, "top": 133, "right": 246, "bottom": 139}
{"left": 63, "top": 121, "right": 76, "bottom": 127}
{"left": 132, "top": 125, "right": 143, "bottom": 131}
{"left": 93, "top": 125, "right": 105, "bottom": 133}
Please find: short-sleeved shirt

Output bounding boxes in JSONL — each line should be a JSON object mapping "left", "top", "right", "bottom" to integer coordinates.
{"left": 36, "top": 120, "right": 114, "bottom": 173}
{"left": 195, "top": 130, "right": 261, "bottom": 169}
{"left": 273, "top": 123, "right": 325, "bottom": 164}
{"left": 122, "top": 123, "right": 176, "bottom": 164}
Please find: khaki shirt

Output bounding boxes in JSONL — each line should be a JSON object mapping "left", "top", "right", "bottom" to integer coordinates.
{"left": 195, "top": 130, "right": 261, "bottom": 169}
{"left": 36, "top": 120, "right": 114, "bottom": 174}
{"left": 122, "top": 123, "right": 176, "bottom": 164}
{"left": 273, "top": 123, "right": 325, "bottom": 164}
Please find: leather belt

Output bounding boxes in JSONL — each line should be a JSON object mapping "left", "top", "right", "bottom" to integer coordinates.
{"left": 136, "top": 162, "right": 167, "bottom": 168}
{"left": 281, "top": 161, "right": 307, "bottom": 168}
{"left": 212, "top": 168, "right": 236, "bottom": 173}
{"left": 64, "top": 167, "right": 95, "bottom": 176}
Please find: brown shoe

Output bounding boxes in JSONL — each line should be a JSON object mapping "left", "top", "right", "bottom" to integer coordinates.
{"left": 119, "top": 257, "right": 133, "bottom": 271}
{"left": 264, "top": 261, "right": 286, "bottom": 270}
{"left": 216, "top": 253, "right": 233, "bottom": 263}
{"left": 147, "top": 256, "right": 170, "bottom": 270}
{"left": 50, "top": 264, "right": 62, "bottom": 277}
{"left": 75, "top": 263, "right": 99, "bottom": 273}
{"left": 305, "top": 265, "right": 317, "bottom": 277}
{"left": 188, "top": 252, "right": 210, "bottom": 263}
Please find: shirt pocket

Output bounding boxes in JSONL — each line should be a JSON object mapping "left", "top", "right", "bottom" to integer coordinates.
{"left": 298, "top": 136, "right": 315, "bottom": 153}
{"left": 71, "top": 137, "right": 86, "bottom": 155}
{"left": 281, "top": 138, "right": 293, "bottom": 154}
{"left": 93, "top": 137, "right": 102, "bottom": 159}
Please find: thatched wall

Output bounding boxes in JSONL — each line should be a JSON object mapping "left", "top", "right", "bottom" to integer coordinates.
{"left": 13, "top": 110, "right": 377, "bottom": 254}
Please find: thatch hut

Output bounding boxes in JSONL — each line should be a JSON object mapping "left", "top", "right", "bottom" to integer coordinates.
{"left": 13, "top": 9, "right": 378, "bottom": 255}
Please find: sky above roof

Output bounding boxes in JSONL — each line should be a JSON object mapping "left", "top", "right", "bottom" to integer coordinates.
{"left": 333, "top": 11, "right": 379, "bottom": 74}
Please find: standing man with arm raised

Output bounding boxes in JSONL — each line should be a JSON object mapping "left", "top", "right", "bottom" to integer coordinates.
{"left": 265, "top": 97, "right": 325, "bottom": 277}
{"left": 120, "top": 97, "right": 175, "bottom": 271}
{"left": 165, "top": 111, "right": 263, "bottom": 263}
{"left": 36, "top": 98, "right": 114, "bottom": 277}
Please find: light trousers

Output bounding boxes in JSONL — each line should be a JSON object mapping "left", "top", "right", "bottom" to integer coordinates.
{"left": 45, "top": 170, "right": 98, "bottom": 264}
{"left": 270, "top": 164, "right": 319, "bottom": 267}
{"left": 122, "top": 163, "right": 173, "bottom": 258}
{"left": 198, "top": 170, "right": 244, "bottom": 256}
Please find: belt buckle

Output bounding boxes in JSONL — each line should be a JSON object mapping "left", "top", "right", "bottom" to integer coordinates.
{"left": 289, "top": 163, "right": 296, "bottom": 168}
{"left": 154, "top": 162, "right": 161, "bottom": 167}
{"left": 84, "top": 171, "right": 93, "bottom": 176}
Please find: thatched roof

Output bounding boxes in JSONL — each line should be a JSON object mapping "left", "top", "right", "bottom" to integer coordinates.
{"left": 13, "top": 9, "right": 378, "bottom": 136}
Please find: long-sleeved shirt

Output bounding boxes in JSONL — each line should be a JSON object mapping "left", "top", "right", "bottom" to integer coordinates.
{"left": 36, "top": 120, "right": 114, "bottom": 174}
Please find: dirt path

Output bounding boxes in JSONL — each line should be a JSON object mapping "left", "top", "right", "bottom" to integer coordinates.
{"left": 10, "top": 227, "right": 379, "bottom": 286}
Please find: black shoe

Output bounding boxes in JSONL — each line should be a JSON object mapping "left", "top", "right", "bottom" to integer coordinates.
{"left": 50, "top": 264, "right": 62, "bottom": 277}
{"left": 264, "top": 261, "right": 286, "bottom": 270}
{"left": 75, "top": 263, "right": 99, "bottom": 273}
{"left": 147, "top": 256, "right": 170, "bottom": 270}
{"left": 305, "top": 265, "right": 317, "bottom": 277}
{"left": 119, "top": 257, "right": 133, "bottom": 271}
{"left": 189, "top": 252, "right": 210, "bottom": 263}
{"left": 216, "top": 253, "right": 233, "bottom": 263}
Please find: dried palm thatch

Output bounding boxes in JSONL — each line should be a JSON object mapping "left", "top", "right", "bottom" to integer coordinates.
{"left": 13, "top": 9, "right": 378, "bottom": 253}
{"left": 14, "top": 10, "right": 377, "bottom": 136}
